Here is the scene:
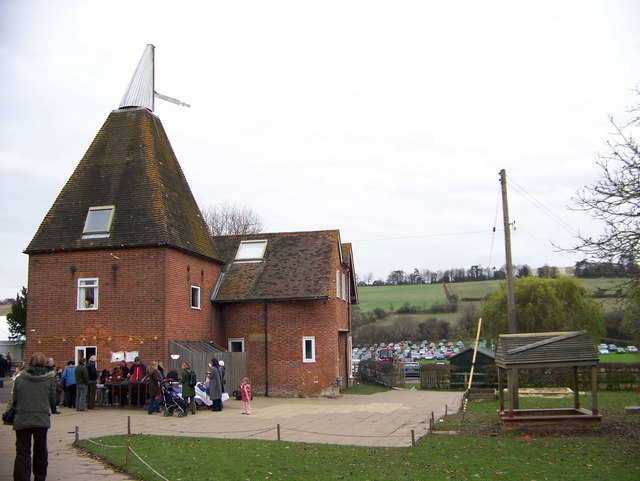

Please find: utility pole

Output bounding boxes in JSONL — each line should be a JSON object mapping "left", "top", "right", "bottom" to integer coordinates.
{"left": 499, "top": 169, "right": 517, "bottom": 333}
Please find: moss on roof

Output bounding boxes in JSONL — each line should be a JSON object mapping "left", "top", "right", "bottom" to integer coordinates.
{"left": 25, "top": 108, "right": 221, "bottom": 262}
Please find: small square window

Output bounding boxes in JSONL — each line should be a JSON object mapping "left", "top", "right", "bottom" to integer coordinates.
{"left": 229, "top": 338, "right": 245, "bottom": 352}
{"left": 191, "top": 286, "right": 201, "bottom": 309}
{"left": 83, "top": 206, "right": 115, "bottom": 238}
{"left": 303, "top": 336, "right": 316, "bottom": 363}
{"left": 235, "top": 240, "right": 267, "bottom": 261}
{"left": 77, "top": 278, "right": 98, "bottom": 310}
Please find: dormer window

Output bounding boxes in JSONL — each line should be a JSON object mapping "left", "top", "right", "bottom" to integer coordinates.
{"left": 83, "top": 206, "right": 115, "bottom": 239}
{"left": 235, "top": 240, "right": 267, "bottom": 261}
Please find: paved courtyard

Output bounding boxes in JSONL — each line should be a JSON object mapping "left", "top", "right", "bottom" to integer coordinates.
{"left": 0, "top": 379, "right": 462, "bottom": 481}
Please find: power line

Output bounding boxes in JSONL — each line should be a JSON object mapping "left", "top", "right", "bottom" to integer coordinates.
{"left": 508, "top": 176, "right": 579, "bottom": 237}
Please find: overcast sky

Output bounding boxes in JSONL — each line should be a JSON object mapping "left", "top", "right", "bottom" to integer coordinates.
{"left": 1, "top": 1, "right": 639, "bottom": 300}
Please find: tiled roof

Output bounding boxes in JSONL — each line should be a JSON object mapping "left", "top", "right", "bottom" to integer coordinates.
{"left": 212, "top": 230, "right": 343, "bottom": 302}
{"left": 495, "top": 331, "right": 599, "bottom": 368}
{"left": 25, "top": 108, "right": 221, "bottom": 261}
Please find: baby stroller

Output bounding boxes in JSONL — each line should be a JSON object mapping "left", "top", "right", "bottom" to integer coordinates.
{"left": 160, "top": 380, "right": 188, "bottom": 417}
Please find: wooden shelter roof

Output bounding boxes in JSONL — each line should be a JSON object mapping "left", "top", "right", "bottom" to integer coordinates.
{"left": 495, "top": 330, "right": 598, "bottom": 369}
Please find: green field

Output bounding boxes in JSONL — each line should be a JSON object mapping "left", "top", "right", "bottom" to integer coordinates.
{"left": 356, "top": 278, "right": 628, "bottom": 313}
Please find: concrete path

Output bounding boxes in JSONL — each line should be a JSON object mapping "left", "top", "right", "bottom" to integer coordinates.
{"left": 0, "top": 379, "right": 462, "bottom": 481}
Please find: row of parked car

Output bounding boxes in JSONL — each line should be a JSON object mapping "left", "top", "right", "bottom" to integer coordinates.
{"left": 598, "top": 343, "right": 638, "bottom": 355}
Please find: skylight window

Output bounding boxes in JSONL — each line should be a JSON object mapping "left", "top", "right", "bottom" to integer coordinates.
{"left": 83, "top": 206, "right": 115, "bottom": 239}
{"left": 235, "top": 240, "right": 267, "bottom": 261}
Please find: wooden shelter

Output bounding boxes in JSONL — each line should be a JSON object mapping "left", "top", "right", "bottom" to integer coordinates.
{"left": 495, "top": 331, "right": 601, "bottom": 426}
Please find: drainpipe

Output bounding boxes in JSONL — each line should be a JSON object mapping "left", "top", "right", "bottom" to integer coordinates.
{"left": 263, "top": 301, "right": 269, "bottom": 397}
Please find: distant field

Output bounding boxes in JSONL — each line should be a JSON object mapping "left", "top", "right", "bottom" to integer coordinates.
{"left": 0, "top": 304, "right": 10, "bottom": 316}
{"left": 356, "top": 284, "right": 449, "bottom": 312}
{"left": 356, "top": 277, "right": 628, "bottom": 313}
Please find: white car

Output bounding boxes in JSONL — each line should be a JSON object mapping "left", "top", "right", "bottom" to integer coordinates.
{"left": 627, "top": 346, "right": 638, "bottom": 353}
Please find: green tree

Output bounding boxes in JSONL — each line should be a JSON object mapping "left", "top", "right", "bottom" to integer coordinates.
{"left": 6, "top": 287, "right": 27, "bottom": 340}
{"left": 482, "top": 276, "right": 604, "bottom": 340}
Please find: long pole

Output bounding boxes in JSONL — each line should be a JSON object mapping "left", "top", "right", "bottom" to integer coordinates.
{"left": 499, "top": 169, "right": 517, "bottom": 333}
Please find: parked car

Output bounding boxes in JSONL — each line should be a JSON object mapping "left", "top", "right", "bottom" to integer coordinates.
{"left": 403, "top": 361, "right": 420, "bottom": 378}
{"left": 616, "top": 347, "right": 626, "bottom": 354}
{"left": 627, "top": 346, "right": 638, "bottom": 353}
{"left": 598, "top": 348, "right": 610, "bottom": 355}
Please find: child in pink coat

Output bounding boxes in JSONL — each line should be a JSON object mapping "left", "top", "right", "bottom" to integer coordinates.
{"left": 240, "top": 377, "right": 252, "bottom": 415}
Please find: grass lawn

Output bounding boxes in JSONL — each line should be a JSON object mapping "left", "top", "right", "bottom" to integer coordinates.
{"left": 78, "top": 390, "right": 640, "bottom": 481}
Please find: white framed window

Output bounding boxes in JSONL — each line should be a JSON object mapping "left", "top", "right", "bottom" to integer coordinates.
{"left": 82, "top": 205, "right": 115, "bottom": 239}
{"left": 228, "top": 338, "right": 245, "bottom": 352}
{"left": 341, "top": 273, "right": 346, "bottom": 301}
{"left": 77, "top": 278, "right": 98, "bottom": 310}
{"left": 235, "top": 240, "right": 268, "bottom": 261}
{"left": 303, "top": 336, "right": 316, "bottom": 363}
{"left": 190, "top": 286, "right": 201, "bottom": 309}
{"left": 336, "top": 269, "right": 340, "bottom": 298}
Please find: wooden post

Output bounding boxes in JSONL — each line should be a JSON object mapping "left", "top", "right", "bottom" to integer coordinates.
{"left": 75, "top": 426, "right": 79, "bottom": 443}
{"left": 128, "top": 415, "right": 131, "bottom": 435}
{"left": 573, "top": 366, "right": 580, "bottom": 410}
{"left": 411, "top": 429, "right": 415, "bottom": 447}
{"left": 277, "top": 423, "right": 281, "bottom": 441}
{"left": 591, "top": 366, "right": 599, "bottom": 415}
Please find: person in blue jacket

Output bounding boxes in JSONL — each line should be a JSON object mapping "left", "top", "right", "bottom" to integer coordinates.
{"left": 59, "top": 360, "right": 76, "bottom": 408}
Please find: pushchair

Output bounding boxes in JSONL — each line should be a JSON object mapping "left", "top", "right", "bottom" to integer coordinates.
{"left": 160, "top": 380, "right": 188, "bottom": 417}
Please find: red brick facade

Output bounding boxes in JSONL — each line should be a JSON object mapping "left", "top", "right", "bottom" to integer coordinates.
{"left": 25, "top": 247, "right": 221, "bottom": 370}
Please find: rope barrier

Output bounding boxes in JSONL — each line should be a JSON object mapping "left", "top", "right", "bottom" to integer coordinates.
{"left": 75, "top": 410, "right": 441, "bottom": 481}
{"left": 129, "top": 447, "right": 170, "bottom": 481}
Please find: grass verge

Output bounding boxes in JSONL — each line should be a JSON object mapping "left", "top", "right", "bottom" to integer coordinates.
{"left": 78, "top": 391, "right": 640, "bottom": 481}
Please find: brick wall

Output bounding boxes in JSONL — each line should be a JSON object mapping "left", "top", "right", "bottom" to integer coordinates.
{"left": 25, "top": 247, "right": 220, "bottom": 372}
{"left": 221, "top": 298, "right": 343, "bottom": 397}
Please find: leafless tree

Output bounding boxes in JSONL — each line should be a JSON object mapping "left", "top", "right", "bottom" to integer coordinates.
{"left": 572, "top": 88, "right": 640, "bottom": 266}
{"left": 200, "top": 201, "right": 264, "bottom": 236}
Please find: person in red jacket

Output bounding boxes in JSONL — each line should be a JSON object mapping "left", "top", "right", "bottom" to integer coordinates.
{"left": 240, "top": 377, "right": 252, "bottom": 415}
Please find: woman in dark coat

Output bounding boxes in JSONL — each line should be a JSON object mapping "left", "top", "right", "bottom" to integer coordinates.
{"left": 147, "top": 361, "right": 162, "bottom": 414}
{"left": 180, "top": 362, "right": 196, "bottom": 415}
{"left": 208, "top": 358, "right": 223, "bottom": 412}
{"left": 12, "top": 351, "right": 56, "bottom": 481}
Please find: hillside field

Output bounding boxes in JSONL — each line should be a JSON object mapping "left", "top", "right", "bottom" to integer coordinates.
{"left": 356, "top": 277, "right": 628, "bottom": 313}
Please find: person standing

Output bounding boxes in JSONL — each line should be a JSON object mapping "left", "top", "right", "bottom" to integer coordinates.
{"left": 59, "top": 361, "right": 76, "bottom": 408}
{"left": 147, "top": 361, "right": 163, "bottom": 415}
{"left": 75, "top": 358, "right": 89, "bottom": 411}
{"left": 218, "top": 360, "right": 226, "bottom": 392}
{"left": 44, "top": 358, "right": 60, "bottom": 415}
{"left": 208, "top": 358, "right": 223, "bottom": 412}
{"left": 180, "top": 362, "right": 197, "bottom": 415}
{"left": 86, "top": 355, "right": 98, "bottom": 409}
{"left": 12, "top": 351, "right": 56, "bottom": 481}
{"left": 240, "top": 377, "right": 252, "bottom": 415}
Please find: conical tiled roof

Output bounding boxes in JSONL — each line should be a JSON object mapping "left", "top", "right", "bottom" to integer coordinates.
{"left": 25, "top": 107, "right": 221, "bottom": 261}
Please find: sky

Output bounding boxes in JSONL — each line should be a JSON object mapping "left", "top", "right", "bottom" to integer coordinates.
{"left": 1, "top": 0, "right": 639, "bottom": 300}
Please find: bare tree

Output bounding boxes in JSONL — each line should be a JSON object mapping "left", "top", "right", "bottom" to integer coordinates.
{"left": 571, "top": 87, "right": 640, "bottom": 340}
{"left": 201, "top": 201, "right": 264, "bottom": 236}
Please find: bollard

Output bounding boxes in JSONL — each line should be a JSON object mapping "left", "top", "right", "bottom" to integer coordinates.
{"left": 411, "top": 429, "right": 415, "bottom": 447}
{"left": 445, "top": 404, "right": 448, "bottom": 416}
{"left": 277, "top": 423, "right": 281, "bottom": 441}
{"left": 75, "top": 426, "right": 79, "bottom": 443}
{"left": 128, "top": 415, "right": 131, "bottom": 435}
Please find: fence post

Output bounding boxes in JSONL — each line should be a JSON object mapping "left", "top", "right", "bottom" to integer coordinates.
{"left": 75, "top": 426, "right": 79, "bottom": 443}
{"left": 411, "top": 429, "right": 415, "bottom": 447}
{"left": 128, "top": 415, "right": 131, "bottom": 435}
{"left": 277, "top": 424, "right": 281, "bottom": 441}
